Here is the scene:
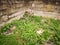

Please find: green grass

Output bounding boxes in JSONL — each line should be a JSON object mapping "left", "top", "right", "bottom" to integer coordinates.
{"left": 0, "top": 13, "right": 60, "bottom": 45}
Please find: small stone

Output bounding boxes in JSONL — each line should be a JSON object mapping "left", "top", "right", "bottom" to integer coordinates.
{"left": 32, "top": 3, "right": 35, "bottom": 7}
{"left": 9, "top": 26, "right": 16, "bottom": 30}
{"left": 3, "top": 31, "right": 13, "bottom": 35}
{"left": 37, "top": 29, "right": 44, "bottom": 35}
{"left": 1, "top": 15, "right": 8, "bottom": 22}
{"left": 25, "top": 9, "right": 34, "bottom": 15}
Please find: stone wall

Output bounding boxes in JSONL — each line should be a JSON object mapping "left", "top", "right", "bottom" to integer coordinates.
{"left": 0, "top": 0, "right": 60, "bottom": 27}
